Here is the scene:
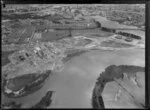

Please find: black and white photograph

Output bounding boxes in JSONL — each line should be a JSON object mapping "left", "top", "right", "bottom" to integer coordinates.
{"left": 1, "top": 3, "right": 146, "bottom": 109}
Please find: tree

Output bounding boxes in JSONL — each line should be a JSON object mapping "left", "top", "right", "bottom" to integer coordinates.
{"left": 92, "top": 19, "right": 101, "bottom": 28}
{"left": 68, "top": 27, "right": 72, "bottom": 37}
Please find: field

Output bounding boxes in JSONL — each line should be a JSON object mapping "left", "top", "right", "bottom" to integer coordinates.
{"left": 71, "top": 28, "right": 114, "bottom": 38}
{"left": 100, "top": 40, "right": 134, "bottom": 48}
{"left": 41, "top": 30, "right": 70, "bottom": 42}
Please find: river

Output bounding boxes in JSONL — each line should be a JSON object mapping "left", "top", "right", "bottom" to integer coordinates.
{"left": 2, "top": 48, "right": 145, "bottom": 108}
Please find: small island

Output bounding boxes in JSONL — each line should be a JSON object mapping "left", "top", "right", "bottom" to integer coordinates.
{"left": 2, "top": 70, "right": 51, "bottom": 98}
{"left": 92, "top": 65, "right": 145, "bottom": 109}
{"left": 31, "top": 90, "right": 54, "bottom": 108}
